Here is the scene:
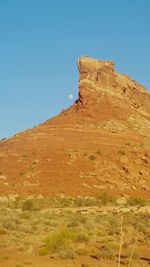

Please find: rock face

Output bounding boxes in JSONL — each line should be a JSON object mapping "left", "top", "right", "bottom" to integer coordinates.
{"left": 0, "top": 56, "right": 150, "bottom": 196}
{"left": 76, "top": 56, "right": 150, "bottom": 114}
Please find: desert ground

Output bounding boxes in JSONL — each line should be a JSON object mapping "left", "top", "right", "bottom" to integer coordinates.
{"left": 0, "top": 193, "right": 150, "bottom": 267}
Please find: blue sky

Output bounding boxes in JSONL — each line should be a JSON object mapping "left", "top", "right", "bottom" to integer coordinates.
{"left": 0, "top": 0, "right": 150, "bottom": 138}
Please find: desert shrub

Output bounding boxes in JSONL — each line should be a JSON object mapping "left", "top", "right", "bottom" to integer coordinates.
{"left": 73, "top": 197, "right": 84, "bottom": 207}
{"left": 74, "top": 196, "right": 97, "bottom": 207}
{"left": 125, "top": 142, "right": 131, "bottom": 146}
{"left": 18, "top": 225, "right": 32, "bottom": 233}
{"left": 126, "top": 250, "right": 139, "bottom": 260}
{"left": 70, "top": 213, "right": 87, "bottom": 224}
{"left": 54, "top": 196, "right": 72, "bottom": 207}
{"left": 58, "top": 247, "right": 75, "bottom": 259}
{"left": 106, "top": 241, "right": 120, "bottom": 251}
{"left": 85, "top": 218, "right": 96, "bottom": 230}
{"left": 43, "top": 229, "right": 76, "bottom": 254}
{"left": 19, "top": 211, "right": 31, "bottom": 219}
{"left": 39, "top": 247, "right": 49, "bottom": 256}
{"left": 135, "top": 221, "right": 150, "bottom": 235}
{"left": 107, "top": 226, "right": 120, "bottom": 236}
{"left": 127, "top": 197, "right": 148, "bottom": 206}
{"left": 89, "top": 154, "right": 96, "bottom": 160}
{"left": 67, "top": 220, "right": 79, "bottom": 228}
{"left": 42, "top": 228, "right": 89, "bottom": 258}
{"left": 3, "top": 220, "right": 16, "bottom": 230}
{"left": 96, "top": 229, "right": 107, "bottom": 237}
{"left": 96, "top": 150, "right": 102, "bottom": 155}
{"left": 95, "top": 249, "right": 115, "bottom": 260}
{"left": 96, "top": 192, "right": 116, "bottom": 205}
{"left": 75, "top": 232, "right": 89, "bottom": 243}
{"left": 0, "top": 228, "right": 7, "bottom": 235}
{"left": 76, "top": 246, "right": 89, "bottom": 255}
{"left": 22, "top": 199, "right": 41, "bottom": 211}
{"left": 118, "top": 150, "right": 126, "bottom": 155}
{"left": 39, "top": 243, "right": 75, "bottom": 259}
{"left": 22, "top": 200, "right": 34, "bottom": 211}
{"left": 3, "top": 255, "right": 10, "bottom": 260}
{"left": 21, "top": 154, "right": 27, "bottom": 158}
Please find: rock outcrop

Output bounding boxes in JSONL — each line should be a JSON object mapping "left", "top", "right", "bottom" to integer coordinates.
{"left": 0, "top": 56, "right": 150, "bottom": 197}
{"left": 76, "top": 56, "right": 150, "bottom": 114}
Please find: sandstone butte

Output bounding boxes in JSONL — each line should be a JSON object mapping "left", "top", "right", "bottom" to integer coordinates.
{"left": 0, "top": 56, "right": 150, "bottom": 197}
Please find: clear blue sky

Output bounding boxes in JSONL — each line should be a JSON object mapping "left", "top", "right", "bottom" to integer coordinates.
{"left": 0, "top": 0, "right": 150, "bottom": 138}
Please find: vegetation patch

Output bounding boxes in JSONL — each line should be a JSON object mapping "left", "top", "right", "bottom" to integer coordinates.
{"left": 0, "top": 194, "right": 149, "bottom": 266}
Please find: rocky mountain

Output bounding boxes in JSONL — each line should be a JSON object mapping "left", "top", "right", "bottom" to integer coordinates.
{"left": 0, "top": 56, "right": 150, "bottom": 196}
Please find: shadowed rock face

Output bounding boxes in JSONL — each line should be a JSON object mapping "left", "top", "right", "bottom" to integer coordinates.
{"left": 0, "top": 56, "right": 150, "bottom": 197}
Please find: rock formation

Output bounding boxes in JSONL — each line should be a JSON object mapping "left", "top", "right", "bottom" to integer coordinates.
{"left": 76, "top": 56, "right": 150, "bottom": 114}
{"left": 0, "top": 56, "right": 150, "bottom": 196}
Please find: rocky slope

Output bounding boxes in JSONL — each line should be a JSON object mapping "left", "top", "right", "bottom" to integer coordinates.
{"left": 0, "top": 56, "right": 150, "bottom": 196}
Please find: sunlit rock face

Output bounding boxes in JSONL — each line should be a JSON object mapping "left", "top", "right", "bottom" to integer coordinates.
{"left": 77, "top": 56, "right": 150, "bottom": 114}
{"left": 78, "top": 56, "right": 116, "bottom": 87}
